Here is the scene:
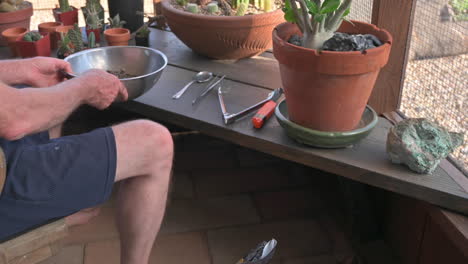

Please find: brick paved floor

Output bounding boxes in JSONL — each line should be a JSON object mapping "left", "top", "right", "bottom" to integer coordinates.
{"left": 37, "top": 107, "right": 397, "bottom": 264}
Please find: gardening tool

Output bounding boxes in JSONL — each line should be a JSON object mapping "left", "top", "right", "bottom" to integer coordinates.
{"left": 218, "top": 87, "right": 283, "bottom": 125}
{"left": 251, "top": 100, "right": 279, "bottom": 129}
{"left": 192, "top": 74, "right": 226, "bottom": 105}
{"left": 236, "top": 238, "right": 277, "bottom": 264}
{"left": 172, "top": 71, "right": 213, "bottom": 99}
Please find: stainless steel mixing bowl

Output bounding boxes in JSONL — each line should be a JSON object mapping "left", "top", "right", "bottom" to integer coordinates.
{"left": 64, "top": 46, "right": 168, "bottom": 99}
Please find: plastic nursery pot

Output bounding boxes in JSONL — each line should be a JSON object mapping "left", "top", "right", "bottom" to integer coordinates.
{"left": 135, "top": 36, "right": 149, "bottom": 47}
{"left": 108, "top": 0, "right": 144, "bottom": 32}
{"left": 272, "top": 21, "right": 392, "bottom": 132}
{"left": 86, "top": 28, "right": 101, "bottom": 43}
{"left": 53, "top": 7, "right": 79, "bottom": 26}
{"left": 16, "top": 32, "right": 51, "bottom": 58}
{"left": 104, "top": 28, "right": 130, "bottom": 46}
{"left": 0, "top": 1, "right": 33, "bottom": 46}
{"left": 38, "top": 22, "right": 62, "bottom": 49}
{"left": 1, "top": 27, "right": 28, "bottom": 56}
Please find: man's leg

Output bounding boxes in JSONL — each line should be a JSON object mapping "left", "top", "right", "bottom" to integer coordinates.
{"left": 112, "top": 120, "right": 173, "bottom": 264}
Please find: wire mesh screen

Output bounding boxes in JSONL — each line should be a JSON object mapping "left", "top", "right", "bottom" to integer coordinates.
{"left": 347, "top": 0, "right": 372, "bottom": 23}
{"left": 399, "top": 0, "right": 468, "bottom": 170}
{"left": 29, "top": 0, "right": 154, "bottom": 29}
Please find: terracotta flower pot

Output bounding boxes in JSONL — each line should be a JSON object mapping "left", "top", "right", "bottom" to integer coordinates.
{"left": 16, "top": 32, "right": 51, "bottom": 58}
{"left": 38, "top": 22, "right": 62, "bottom": 49}
{"left": 86, "top": 28, "right": 101, "bottom": 43}
{"left": 0, "top": 1, "right": 33, "bottom": 46}
{"left": 1, "top": 27, "right": 28, "bottom": 56}
{"left": 104, "top": 28, "right": 130, "bottom": 46}
{"left": 272, "top": 21, "right": 392, "bottom": 132}
{"left": 53, "top": 7, "right": 79, "bottom": 26}
{"left": 161, "top": 0, "right": 284, "bottom": 60}
{"left": 55, "top": 25, "right": 74, "bottom": 42}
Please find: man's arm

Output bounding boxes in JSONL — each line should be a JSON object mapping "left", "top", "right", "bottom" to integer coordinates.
{"left": 0, "top": 57, "right": 72, "bottom": 87}
{"left": 0, "top": 69, "right": 128, "bottom": 140}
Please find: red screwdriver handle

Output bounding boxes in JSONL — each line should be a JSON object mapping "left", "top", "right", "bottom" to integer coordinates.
{"left": 252, "top": 100, "right": 277, "bottom": 129}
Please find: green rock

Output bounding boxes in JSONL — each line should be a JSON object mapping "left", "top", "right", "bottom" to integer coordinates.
{"left": 386, "top": 118, "right": 464, "bottom": 174}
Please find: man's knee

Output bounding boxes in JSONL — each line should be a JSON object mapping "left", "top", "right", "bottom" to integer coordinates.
{"left": 131, "top": 120, "right": 174, "bottom": 162}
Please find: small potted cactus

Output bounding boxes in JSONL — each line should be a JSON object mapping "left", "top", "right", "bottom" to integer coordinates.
{"left": 272, "top": 0, "right": 392, "bottom": 132}
{"left": 135, "top": 24, "right": 150, "bottom": 47}
{"left": 16, "top": 30, "right": 51, "bottom": 57}
{"left": 0, "top": 0, "right": 33, "bottom": 46}
{"left": 161, "top": 0, "right": 284, "bottom": 59}
{"left": 56, "top": 23, "right": 94, "bottom": 58}
{"left": 84, "top": 4, "right": 103, "bottom": 42}
{"left": 53, "top": 0, "right": 79, "bottom": 26}
{"left": 104, "top": 14, "right": 130, "bottom": 46}
{"left": 82, "top": 0, "right": 104, "bottom": 31}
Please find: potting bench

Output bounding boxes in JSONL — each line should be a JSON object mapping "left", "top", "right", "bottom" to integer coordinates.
{"left": 0, "top": 26, "right": 467, "bottom": 263}
{"left": 117, "top": 28, "right": 468, "bottom": 216}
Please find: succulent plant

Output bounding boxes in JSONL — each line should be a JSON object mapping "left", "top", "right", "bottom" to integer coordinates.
{"left": 283, "top": 0, "right": 352, "bottom": 49}
{"left": 22, "top": 31, "right": 42, "bottom": 42}
{"left": 68, "top": 23, "right": 84, "bottom": 51}
{"left": 235, "top": 2, "right": 247, "bottom": 16}
{"left": 207, "top": 2, "right": 219, "bottom": 14}
{"left": 88, "top": 31, "right": 96, "bottom": 48}
{"left": 108, "top": 14, "right": 126, "bottom": 28}
{"left": 0, "top": 0, "right": 25, "bottom": 12}
{"left": 136, "top": 24, "right": 150, "bottom": 38}
{"left": 176, "top": 0, "right": 188, "bottom": 7}
{"left": 59, "top": 0, "right": 73, "bottom": 13}
{"left": 83, "top": 0, "right": 104, "bottom": 29}
{"left": 84, "top": 5, "right": 103, "bottom": 30}
{"left": 57, "top": 33, "right": 73, "bottom": 57}
{"left": 186, "top": 3, "right": 199, "bottom": 13}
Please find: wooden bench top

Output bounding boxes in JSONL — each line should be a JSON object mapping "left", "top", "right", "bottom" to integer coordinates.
{"left": 118, "top": 28, "right": 468, "bottom": 215}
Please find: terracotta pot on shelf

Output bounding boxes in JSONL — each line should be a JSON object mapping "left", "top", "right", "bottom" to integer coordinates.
{"left": 86, "top": 28, "right": 101, "bottom": 43}
{"left": 1, "top": 27, "right": 28, "bottom": 56}
{"left": 0, "top": 1, "right": 33, "bottom": 46}
{"left": 38, "top": 22, "right": 62, "bottom": 49}
{"left": 16, "top": 32, "right": 51, "bottom": 58}
{"left": 104, "top": 28, "right": 130, "bottom": 46}
{"left": 272, "top": 21, "right": 392, "bottom": 132}
{"left": 53, "top": 7, "right": 79, "bottom": 26}
{"left": 161, "top": 0, "right": 284, "bottom": 60}
{"left": 55, "top": 25, "right": 74, "bottom": 42}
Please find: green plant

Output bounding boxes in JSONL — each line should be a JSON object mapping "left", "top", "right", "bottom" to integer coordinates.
{"left": 450, "top": 0, "right": 468, "bottom": 21}
{"left": 136, "top": 24, "right": 150, "bottom": 38}
{"left": 186, "top": 3, "right": 199, "bottom": 13}
{"left": 283, "top": 0, "right": 352, "bottom": 49}
{"left": 108, "top": 14, "right": 126, "bottom": 28}
{"left": 0, "top": 0, "right": 25, "bottom": 12}
{"left": 68, "top": 23, "right": 84, "bottom": 51}
{"left": 235, "top": 2, "right": 247, "bottom": 16}
{"left": 84, "top": 5, "right": 103, "bottom": 29}
{"left": 22, "top": 31, "right": 42, "bottom": 42}
{"left": 88, "top": 31, "right": 96, "bottom": 48}
{"left": 176, "top": 0, "right": 188, "bottom": 7}
{"left": 207, "top": 2, "right": 219, "bottom": 14}
{"left": 57, "top": 33, "right": 73, "bottom": 57}
{"left": 83, "top": 0, "right": 104, "bottom": 27}
{"left": 59, "top": 0, "right": 72, "bottom": 12}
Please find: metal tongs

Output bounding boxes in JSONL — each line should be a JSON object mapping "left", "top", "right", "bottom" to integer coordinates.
{"left": 218, "top": 87, "right": 283, "bottom": 125}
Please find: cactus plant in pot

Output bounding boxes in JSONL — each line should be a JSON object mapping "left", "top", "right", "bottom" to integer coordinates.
{"left": 272, "top": 0, "right": 392, "bottom": 132}
{"left": 84, "top": 4, "right": 103, "bottom": 42}
{"left": 82, "top": 0, "right": 104, "bottom": 31}
{"left": 161, "top": 0, "right": 284, "bottom": 60}
{"left": 53, "top": 0, "right": 79, "bottom": 26}
{"left": 16, "top": 31, "right": 51, "bottom": 57}
{"left": 104, "top": 14, "right": 130, "bottom": 46}
{"left": 0, "top": 0, "right": 33, "bottom": 46}
{"left": 57, "top": 23, "right": 98, "bottom": 58}
{"left": 135, "top": 24, "right": 150, "bottom": 47}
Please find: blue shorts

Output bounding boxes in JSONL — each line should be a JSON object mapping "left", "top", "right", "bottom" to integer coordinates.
{"left": 0, "top": 127, "right": 117, "bottom": 242}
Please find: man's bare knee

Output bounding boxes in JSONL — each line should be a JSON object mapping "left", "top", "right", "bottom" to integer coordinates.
{"left": 113, "top": 120, "right": 173, "bottom": 181}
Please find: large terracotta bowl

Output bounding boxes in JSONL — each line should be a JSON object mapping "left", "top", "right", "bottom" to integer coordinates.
{"left": 161, "top": 0, "right": 284, "bottom": 60}
{"left": 0, "top": 1, "right": 33, "bottom": 46}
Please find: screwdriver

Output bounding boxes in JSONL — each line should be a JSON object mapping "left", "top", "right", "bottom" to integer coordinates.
{"left": 252, "top": 100, "right": 277, "bottom": 129}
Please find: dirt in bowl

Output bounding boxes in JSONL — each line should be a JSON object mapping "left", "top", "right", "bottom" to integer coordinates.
{"left": 107, "top": 69, "right": 137, "bottom": 79}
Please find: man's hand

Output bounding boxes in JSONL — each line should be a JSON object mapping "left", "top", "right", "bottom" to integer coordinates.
{"left": 78, "top": 69, "right": 129, "bottom": 109}
{"left": 26, "top": 57, "right": 73, "bottom": 87}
